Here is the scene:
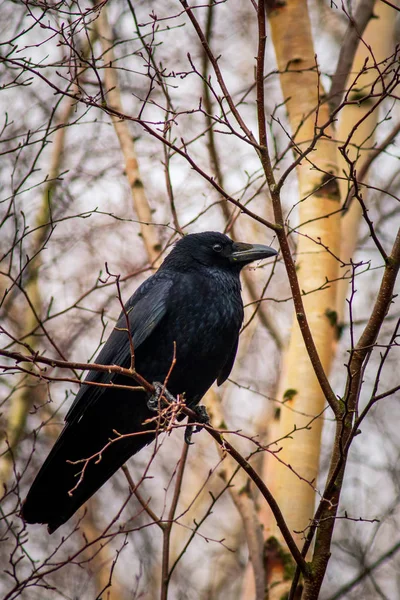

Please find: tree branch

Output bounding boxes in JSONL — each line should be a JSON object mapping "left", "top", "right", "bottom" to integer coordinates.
{"left": 329, "top": 0, "right": 377, "bottom": 113}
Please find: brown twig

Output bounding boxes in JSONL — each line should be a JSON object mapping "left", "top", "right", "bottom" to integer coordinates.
{"left": 121, "top": 464, "right": 164, "bottom": 530}
{"left": 161, "top": 441, "right": 189, "bottom": 600}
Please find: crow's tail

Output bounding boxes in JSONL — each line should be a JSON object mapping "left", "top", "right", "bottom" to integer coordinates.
{"left": 21, "top": 403, "right": 155, "bottom": 533}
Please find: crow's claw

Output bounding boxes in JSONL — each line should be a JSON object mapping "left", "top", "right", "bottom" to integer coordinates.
{"left": 147, "top": 381, "right": 176, "bottom": 412}
{"left": 184, "top": 425, "right": 195, "bottom": 445}
{"left": 184, "top": 405, "right": 210, "bottom": 445}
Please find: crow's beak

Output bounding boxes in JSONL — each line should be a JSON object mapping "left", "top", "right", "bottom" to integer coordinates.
{"left": 229, "top": 242, "right": 278, "bottom": 265}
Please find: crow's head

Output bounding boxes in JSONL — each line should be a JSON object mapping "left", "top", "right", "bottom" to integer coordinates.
{"left": 164, "top": 231, "right": 277, "bottom": 271}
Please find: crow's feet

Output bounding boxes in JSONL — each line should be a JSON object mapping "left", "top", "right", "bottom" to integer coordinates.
{"left": 147, "top": 382, "right": 176, "bottom": 412}
{"left": 184, "top": 405, "right": 210, "bottom": 445}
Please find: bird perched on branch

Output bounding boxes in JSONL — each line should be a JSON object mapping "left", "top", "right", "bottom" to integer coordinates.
{"left": 21, "top": 231, "right": 277, "bottom": 532}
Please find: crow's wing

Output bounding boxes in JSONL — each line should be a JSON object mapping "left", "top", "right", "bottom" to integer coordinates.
{"left": 217, "top": 336, "right": 239, "bottom": 386}
{"left": 66, "top": 274, "right": 173, "bottom": 423}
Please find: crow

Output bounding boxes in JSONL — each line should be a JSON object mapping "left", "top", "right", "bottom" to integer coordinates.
{"left": 21, "top": 231, "right": 277, "bottom": 532}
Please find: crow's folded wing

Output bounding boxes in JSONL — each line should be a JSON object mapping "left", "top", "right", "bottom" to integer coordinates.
{"left": 65, "top": 275, "right": 173, "bottom": 423}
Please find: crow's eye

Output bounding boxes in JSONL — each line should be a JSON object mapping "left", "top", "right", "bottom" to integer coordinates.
{"left": 213, "top": 243, "right": 223, "bottom": 253}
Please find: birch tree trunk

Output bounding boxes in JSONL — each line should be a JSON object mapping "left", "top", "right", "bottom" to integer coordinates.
{"left": 262, "top": 0, "right": 340, "bottom": 549}
{"left": 252, "top": 1, "right": 341, "bottom": 596}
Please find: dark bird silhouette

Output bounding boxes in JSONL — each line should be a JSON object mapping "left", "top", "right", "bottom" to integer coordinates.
{"left": 21, "top": 231, "right": 277, "bottom": 532}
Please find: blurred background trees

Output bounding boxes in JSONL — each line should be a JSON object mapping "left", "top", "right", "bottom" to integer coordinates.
{"left": 1, "top": 1, "right": 399, "bottom": 599}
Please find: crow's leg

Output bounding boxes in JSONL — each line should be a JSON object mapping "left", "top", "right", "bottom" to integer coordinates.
{"left": 147, "top": 382, "right": 176, "bottom": 412}
{"left": 184, "top": 405, "right": 210, "bottom": 445}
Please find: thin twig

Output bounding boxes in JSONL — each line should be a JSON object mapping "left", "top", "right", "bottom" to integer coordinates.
{"left": 161, "top": 441, "right": 189, "bottom": 600}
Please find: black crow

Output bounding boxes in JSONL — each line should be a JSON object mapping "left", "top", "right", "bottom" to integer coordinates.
{"left": 21, "top": 231, "right": 277, "bottom": 532}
